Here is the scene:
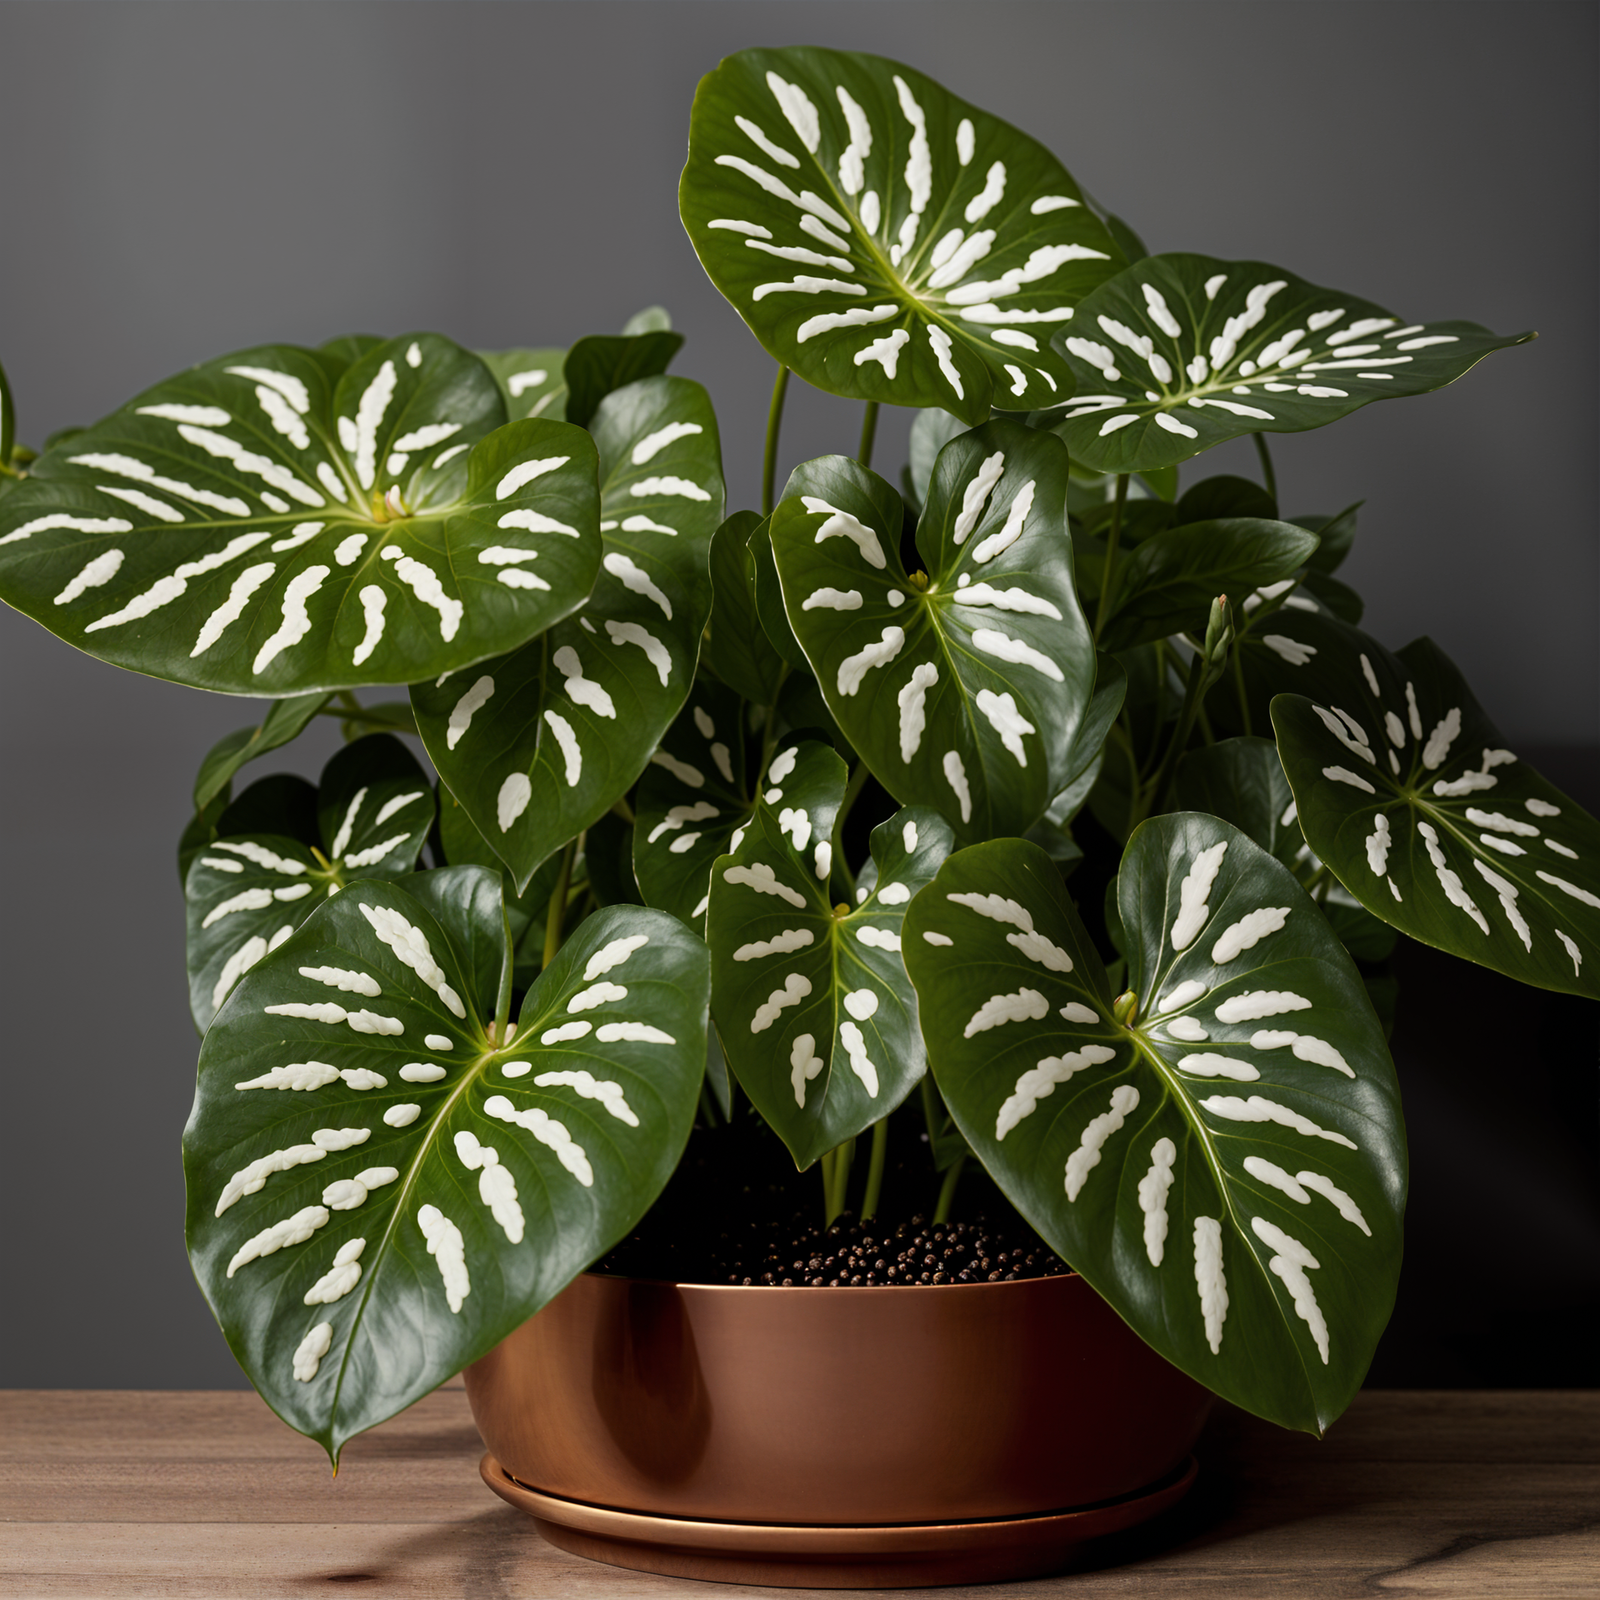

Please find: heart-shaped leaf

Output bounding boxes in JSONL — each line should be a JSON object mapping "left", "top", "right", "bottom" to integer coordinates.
{"left": 184, "top": 868, "right": 708, "bottom": 1461}
{"left": 681, "top": 46, "right": 1122, "bottom": 423}
{"left": 903, "top": 822, "right": 1405, "bottom": 1433}
{"left": 1099, "top": 517, "right": 1320, "bottom": 652}
{"left": 413, "top": 376, "right": 722, "bottom": 890}
{"left": 770, "top": 421, "right": 1095, "bottom": 842}
{"left": 633, "top": 680, "right": 756, "bottom": 930}
{"left": 706, "top": 740, "right": 953, "bottom": 1166}
{"left": 185, "top": 735, "right": 436, "bottom": 1032}
{"left": 707, "top": 510, "right": 786, "bottom": 703}
{"left": 477, "top": 347, "right": 568, "bottom": 422}
{"left": 0, "top": 334, "right": 602, "bottom": 694}
{"left": 193, "top": 693, "right": 332, "bottom": 813}
{"left": 562, "top": 330, "right": 685, "bottom": 430}
{"left": 1052, "top": 254, "right": 1533, "bottom": 473}
{"left": 1272, "top": 634, "right": 1600, "bottom": 999}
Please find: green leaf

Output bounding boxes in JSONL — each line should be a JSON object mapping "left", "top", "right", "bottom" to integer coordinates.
{"left": 413, "top": 376, "right": 722, "bottom": 890}
{"left": 477, "top": 347, "right": 567, "bottom": 423}
{"left": 1100, "top": 517, "right": 1320, "bottom": 652}
{"left": 1058, "top": 650, "right": 1126, "bottom": 791}
{"left": 706, "top": 740, "right": 953, "bottom": 1166}
{"left": 1053, "top": 253, "right": 1533, "bottom": 473}
{"left": 184, "top": 869, "right": 707, "bottom": 1461}
{"left": 1272, "top": 633, "right": 1600, "bottom": 999}
{"left": 633, "top": 680, "right": 755, "bottom": 931}
{"left": 771, "top": 421, "right": 1095, "bottom": 842}
{"left": 905, "top": 408, "right": 966, "bottom": 513}
{"left": 194, "top": 693, "right": 332, "bottom": 812}
{"left": 0, "top": 334, "right": 603, "bottom": 694}
{"left": 1298, "top": 571, "right": 1363, "bottom": 625}
{"left": 903, "top": 823, "right": 1406, "bottom": 1433}
{"left": 1175, "top": 473, "right": 1276, "bottom": 524}
{"left": 1296, "top": 502, "right": 1361, "bottom": 575}
{"left": 0, "top": 353, "right": 14, "bottom": 469}
{"left": 621, "top": 306, "right": 674, "bottom": 336}
{"left": 583, "top": 810, "right": 643, "bottom": 908}
{"left": 185, "top": 735, "right": 436, "bottom": 1033}
{"left": 680, "top": 46, "right": 1121, "bottom": 424}
{"left": 707, "top": 511, "right": 786, "bottom": 702}
{"left": 562, "top": 331, "right": 684, "bottom": 430}
{"left": 748, "top": 515, "right": 809, "bottom": 670}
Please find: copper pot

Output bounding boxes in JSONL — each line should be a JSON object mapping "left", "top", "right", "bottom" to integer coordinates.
{"left": 468, "top": 1270, "right": 1210, "bottom": 1584}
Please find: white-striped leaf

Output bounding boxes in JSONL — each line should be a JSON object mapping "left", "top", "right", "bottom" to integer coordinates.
{"left": 1272, "top": 635, "right": 1600, "bottom": 999}
{"left": 184, "top": 869, "right": 708, "bottom": 1462}
{"left": 632, "top": 680, "right": 755, "bottom": 931}
{"left": 413, "top": 377, "right": 722, "bottom": 890}
{"left": 681, "top": 47, "right": 1122, "bottom": 424}
{"left": 478, "top": 347, "right": 568, "bottom": 422}
{"left": 706, "top": 741, "right": 953, "bottom": 1167}
{"left": 0, "top": 334, "right": 599, "bottom": 693}
{"left": 903, "top": 823, "right": 1405, "bottom": 1434}
{"left": 185, "top": 735, "right": 435, "bottom": 1033}
{"left": 1053, "top": 254, "right": 1532, "bottom": 473}
{"left": 770, "top": 421, "right": 1095, "bottom": 843}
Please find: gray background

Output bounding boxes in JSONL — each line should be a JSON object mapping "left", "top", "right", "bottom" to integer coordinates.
{"left": 1, "top": 0, "right": 1594, "bottom": 1388}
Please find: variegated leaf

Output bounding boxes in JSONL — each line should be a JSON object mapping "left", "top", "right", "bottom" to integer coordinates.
{"left": 903, "top": 823, "right": 1405, "bottom": 1434}
{"left": 706, "top": 741, "right": 952, "bottom": 1166}
{"left": 0, "top": 334, "right": 600, "bottom": 693}
{"left": 185, "top": 869, "right": 707, "bottom": 1461}
{"left": 632, "top": 680, "right": 755, "bottom": 930}
{"left": 681, "top": 46, "right": 1122, "bottom": 423}
{"left": 770, "top": 421, "right": 1095, "bottom": 842}
{"left": 185, "top": 735, "right": 435, "bottom": 1032}
{"left": 1272, "top": 635, "right": 1600, "bottom": 999}
{"left": 414, "top": 376, "right": 722, "bottom": 890}
{"left": 478, "top": 347, "right": 567, "bottom": 422}
{"left": 1053, "top": 254, "right": 1532, "bottom": 473}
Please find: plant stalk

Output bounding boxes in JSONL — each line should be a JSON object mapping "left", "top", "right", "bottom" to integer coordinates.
{"left": 1231, "top": 639, "right": 1253, "bottom": 736}
{"left": 1143, "top": 647, "right": 1209, "bottom": 822}
{"left": 542, "top": 837, "right": 578, "bottom": 971}
{"left": 933, "top": 1152, "right": 967, "bottom": 1225}
{"left": 1253, "top": 432, "right": 1278, "bottom": 506}
{"left": 1092, "top": 473, "right": 1130, "bottom": 643}
{"left": 492, "top": 898, "right": 515, "bottom": 1044}
{"left": 762, "top": 362, "right": 791, "bottom": 516}
{"left": 857, "top": 400, "right": 879, "bottom": 469}
{"left": 861, "top": 1118, "right": 888, "bottom": 1220}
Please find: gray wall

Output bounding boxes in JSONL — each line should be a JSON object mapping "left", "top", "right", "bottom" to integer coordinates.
{"left": 1, "top": 1, "right": 1594, "bottom": 1388}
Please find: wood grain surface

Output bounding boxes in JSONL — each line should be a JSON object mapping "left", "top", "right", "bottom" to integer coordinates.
{"left": 2, "top": 1387, "right": 1594, "bottom": 1597}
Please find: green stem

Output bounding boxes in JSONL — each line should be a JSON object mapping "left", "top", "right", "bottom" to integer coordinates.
{"left": 762, "top": 363, "right": 791, "bottom": 517}
{"left": 933, "top": 1152, "right": 967, "bottom": 1225}
{"left": 818, "top": 1148, "right": 835, "bottom": 1228}
{"left": 821, "top": 1138, "right": 855, "bottom": 1225}
{"left": 857, "top": 401, "right": 879, "bottom": 469}
{"left": 921, "top": 1076, "right": 944, "bottom": 1158}
{"left": 609, "top": 795, "right": 635, "bottom": 825}
{"left": 1092, "top": 473, "right": 1130, "bottom": 643}
{"left": 861, "top": 1118, "right": 888, "bottom": 1220}
{"left": 1231, "top": 640, "right": 1253, "bottom": 737}
{"left": 1143, "top": 648, "right": 1209, "bottom": 823}
{"left": 1253, "top": 432, "right": 1278, "bottom": 507}
{"left": 542, "top": 837, "right": 577, "bottom": 971}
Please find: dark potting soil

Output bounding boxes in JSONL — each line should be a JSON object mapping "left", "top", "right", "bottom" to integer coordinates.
{"left": 593, "top": 1099, "right": 1071, "bottom": 1287}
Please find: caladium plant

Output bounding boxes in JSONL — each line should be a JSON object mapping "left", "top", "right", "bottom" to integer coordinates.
{"left": 0, "top": 44, "right": 1577, "bottom": 1465}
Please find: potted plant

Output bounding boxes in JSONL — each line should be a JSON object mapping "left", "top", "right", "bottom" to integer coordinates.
{"left": 0, "top": 41, "right": 1582, "bottom": 1589}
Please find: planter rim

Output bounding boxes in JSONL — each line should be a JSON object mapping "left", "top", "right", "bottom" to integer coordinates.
{"left": 580, "top": 1267, "right": 1080, "bottom": 1294}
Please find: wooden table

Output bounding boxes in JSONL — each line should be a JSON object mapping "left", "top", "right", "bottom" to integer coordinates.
{"left": 2, "top": 1388, "right": 1594, "bottom": 1596}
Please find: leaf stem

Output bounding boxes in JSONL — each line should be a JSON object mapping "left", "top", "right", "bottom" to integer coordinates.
{"left": 492, "top": 896, "right": 515, "bottom": 1044}
{"left": 1092, "top": 473, "right": 1130, "bottom": 643}
{"left": 609, "top": 795, "right": 635, "bottom": 825}
{"left": 861, "top": 1118, "right": 888, "bottom": 1220}
{"left": 1253, "top": 432, "right": 1278, "bottom": 507}
{"left": 933, "top": 1151, "right": 966, "bottom": 1225}
{"left": 762, "top": 363, "right": 791, "bottom": 517}
{"left": 857, "top": 401, "right": 879, "bottom": 469}
{"left": 1231, "top": 638, "right": 1253, "bottom": 737}
{"left": 542, "top": 837, "right": 578, "bottom": 971}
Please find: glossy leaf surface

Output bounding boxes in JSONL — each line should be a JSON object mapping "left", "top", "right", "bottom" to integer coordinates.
{"left": 904, "top": 823, "right": 1405, "bottom": 1433}
{"left": 1053, "top": 254, "right": 1532, "bottom": 473}
{"left": 477, "top": 347, "right": 567, "bottom": 422}
{"left": 0, "top": 335, "right": 601, "bottom": 693}
{"left": 707, "top": 511, "right": 787, "bottom": 703}
{"left": 185, "top": 736, "right": 435, "bottom": 1032}
{"left": 186, "top": 869, "right": 708, "bottom": 1460}
{"left": 1273, "top": 635, "right": 1600, "bottom": 998}
{"left": 414, "top": 377, "right": 722, "bottom": 889}
{"left": 771, "top": 422, "right": 1094, "bottom": 842}
{"left": 682, "top": 47, "right": 1121, "bottom": 423}
{"left": 563, "top": 331, "right": 684, "bottom": 430}
{"left": 193, "top": 693, "right": 332, "bottom": 812}
{"left": 632, "top": 680, "right": 755, "bottom": 930}
{"left": 707, "top": 741, "right": 952, "bottom": 1166}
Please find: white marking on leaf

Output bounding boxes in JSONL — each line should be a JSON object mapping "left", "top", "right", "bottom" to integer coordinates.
{"left": 1215, "top": 991, "right": 1311, "bottom": 1023}
{"left": 996, "top": 1045, "right": 1116, "bottom": 1139}
{"left": 971, "top": 627, "right": 1061, "bottom": 681}
{"left": 1535, "top": 870, "right": 1600, "bottom": 911}
{"left": 804, "top": 586, "right": 863, "bottom": 611}
{"left": 734, "top": 113, "right": 800, "bottom": 169}
{"left": 1211, "top": 907, "right": 1290, "bottom": 964}
{"left": 226, "top": 1204, "right": 329, "bottom": 1277}
{"left": 896, "top": 662, "right": 939, "bottom": 761}
{"left": 734, "top": 928, "right": 815, "bottom": 963}
{"left": 927, "top": 326, "right": 963, "bottom": 397}
{"left": 923, "top": 931, "right": 952, "bottom": 946}
{"left": 596, "top": 1021, "right": 675, "bottom": 1044}
{"left": 943, "top": 751, "right": 972, "bottom": 823}
{"left": 955, "top": 583, "right": 1061, "bottom": 619}
{"left": 358, "top": 902, "right": 465, "bottom": 1017}
{"left": 854, "top": 329, "right": 911, "bottom": 378}
{"left": 303, "top": 1238, "right": 366, "bottom": 1305}
{"left": 293, "top": 1322, "right": 333, "bottom": 1383}
{"left": 1193, "top": 1216, "right": 1228, "bottom": 1353}
{"left": 543, "top": 710, "right": 582, "bottom": 786}
{"left": 839, "top": 1021, "right": 881, "bottom": 1096}
{"left": 1419, "top": 821, "right": 1491, "bottom": 933}
{"left": 1172, "top": 842, "right": 1230, "bottom": 952}
{"left": 964, "top": 987, "right": 1049, "bottom": 1038}
{"left": 1064, "top": 1084, "right": 1139, "bottom": 1201}
{"left": 1165, "top": 1016, "right": 1209, "bottom": 1042}
{"left": 1556, "top": 930, "right": 1583, "bottom": 975}
{"left": 725, "top": 862, "right": 807, "bottom": 907}
{"left": 837, "top": 626, "right": 905, "bottom": 696}
{"left": 790, "top": 1033, "right": 824, "bottom": 1107}
{"left": 495, "top": 456, "right": 570, "bottom": 499}
{"left": 483, "top": 1094, "right": 593, "bottom": 1186}
{"left": 1251, "top": 1217, "right": 1329, "bottom": 1363}
{"left": 53, "top": 548, "right": 126, "bottom": 606}
{"left": 1177, "top": 1053, "right": 1259, "bottom": 1081}
{"left": 1139, "top": 1138, "right": 1177, "bottom": 1266}
{"left": 1200, "top": 1094, "right": 1357, "bottom": 1148}
{"left": 752, "top": 972, "right": 812, "bottom": 1033}
{"left": 970, "top": 481, "right": 1036, "bottom": 565}
{"left": 1158, "top": 979, "right": 1208, "bottom": 1013}
{"left": 417, "top": 1204, "right": 471, "bottom": 1310}
{"left": 795, "top": 304, "right": 899, "bottom": 343}
{"left": 1365, "top": 813, "right": 1393, "bottom": 876}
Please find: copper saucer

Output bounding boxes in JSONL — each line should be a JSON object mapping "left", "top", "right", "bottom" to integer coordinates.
{"left": 480, "top": 1451, "right": 1198, "bottom": 1588}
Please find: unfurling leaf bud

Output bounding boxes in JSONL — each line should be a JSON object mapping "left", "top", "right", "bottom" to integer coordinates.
{"left": 1112, "top": 989, "right": 1139, "bottom": 1027}
{"left": 1204, "top": 595, "right": 1234, "bottom": 665}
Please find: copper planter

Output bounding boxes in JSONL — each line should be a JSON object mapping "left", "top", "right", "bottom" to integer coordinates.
{"left": 469, "top": 1270, "right": 1209, "bottom": 1586}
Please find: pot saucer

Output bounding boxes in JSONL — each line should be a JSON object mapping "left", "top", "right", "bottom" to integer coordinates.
{"left": 480, "top": 1451, "right": 1197, "bottom": 1588}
